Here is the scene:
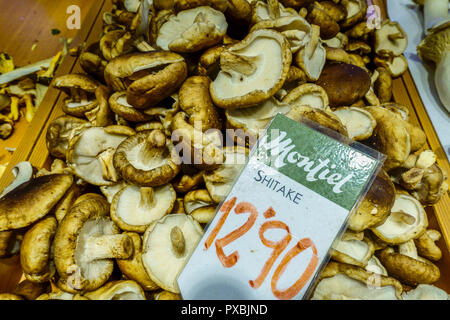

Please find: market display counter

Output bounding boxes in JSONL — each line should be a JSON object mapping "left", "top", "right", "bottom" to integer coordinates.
{"left": 0, "top": 0, "right": 449, "bottom": 296}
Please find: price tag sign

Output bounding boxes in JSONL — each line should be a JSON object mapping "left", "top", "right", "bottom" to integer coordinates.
{"left": 178, "top": 114, "right": 383, "bottom": 300}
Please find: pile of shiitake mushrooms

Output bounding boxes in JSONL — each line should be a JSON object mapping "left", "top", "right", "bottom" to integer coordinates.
{"left": 0, "top": 0, "right": 449, "bottom": 300}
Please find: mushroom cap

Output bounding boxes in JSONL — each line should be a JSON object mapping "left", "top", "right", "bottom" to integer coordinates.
{"left": 100, "top": 181, "right": 129, "bottom": 203}
{"left": 322, "top": 32, "right": 348, "bottom": 49}
{"left": 184, "top": 189, "right": 217, "bottom": 224}
{"left": 373, "top": 55, "right": 408, "bottom": 78}
{"left": 226, "top": 97, "right": 293, "bottom": 146}
{"left": 109, "top": 91, "right": 153, "bottom": 123}
{"left": 377, "top": 247, "right": 440, "bottom": 286}
{"left": 372, "top": 193, "right": 428, "bottom": 245}
{"left": 347, "top": 169, "right": 395, "bottom": 232}
{"left": 250, "top": 15, "right": 312, "bottom": 53}
{"left": 104, "top": 52, "right": 187, "bottom": 109}
{"left": 113, "top": 130, "right": 181, "bottom": 187}
{"left": 210, "top": 29, "right": 292, "bottom": 109}
{"left": 46, "top": 115, "right": 89, "bottom": 160}
{"left": 79, "top": 52, "right": 107, "bottom": 81}
{"left": 179, "top": 76, "right": 222, "bottom": 131}
{"left": 414, "top": 229, "right": 443, "bottom": 261}
{"left": 333, "top": 106, "right": 376, "bottom": 141}
{"left": 331, "top": 233, "right": 375, "bottom": 267}
{"left": 340, "top": 0, "right": 367, "bottom": 29}
{"left": 363, "top": 106, "right": 412, "bottom": 171}
{"left": 20, "top": 216, "right": 58, "bottom": 283}
{"left": 111, "top": 184, "right": 176, "bottom": 233}
{"left": 203, "top": 146, "right": 249, "bottom": 203}
{"left": 172, "top": 170, "right": 204, "bottom": 194}
{"left": 100, "top": 30, "right": 134, "bottom": 61}
{"left": 156, "top": 6, "right": 228, "bottom": 53}
{"left": 54, "top": 195, "right": 133, "bottom": 293}
{"left": 142, "top": 214, "right": 204, "bottom": 293}
{"left": 0, "top": 294, "right": 24, "bottom": 300}
{"left": 116, "top": 232, "right": 159, "bottom": 291}
{"left": 54, "top": 73, "right": 100, "bottom": 93}
{"left": 282, "top": 83, "right": 329, "bottom": 110}
{"left": 311, "top": 261, "right": 403, "bottom": 300}
{"left": 251, "top": 0, "right": 298, "bottom": 24}
{"left": 0, "top": 174, "right": 73, "bottom": 231}
{"left": 294, "top": 36, "right": 327, "bottom": 81}
{"left": 417, "top": 22, "right": 450, "bottom": 65}
{"left": 402, "top": 284, "right": 449, "bottom": 300}
{"left": 316, "top": 1, "right": 347, "bottom": 23}
{"left": 279, "top": 0, "right": 314, "bottom": 10}
{"left": 316, "top": 62, "right": 371, "bottom": 107}
{"left": 87, "top": 85, "right": 114, "bottom": 127}
{"left": 0, "top": 230, "right": 16, "bottom": 258}
{"left": 67, "top": 126, "right": 133, "bottom": 186}
{"left": 375, "top": 20, "right": 408, "bottom": 57}
{"left": 84, "top": 280, "right": 146, "bottom": 300}
{"left": 306, "top": 2, "right": 340, "bottom": 40}
{"left": 54, "top": 183, "right": 81, "bottom": 223}
{"left": 285, "top": 105, "right": 349, "bottom": 137}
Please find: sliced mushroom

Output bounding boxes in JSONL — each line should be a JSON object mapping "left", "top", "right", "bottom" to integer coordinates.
{"left": 67, "top": 126, "right": 134, "bottom": 186}
{"left": 184, "top": 189, "right": 217, "bottom": 224}
{"left": 156, "top": 6, "right": 228, "bottom": 53}
{"left": 142, "top": 214, "right": 204, "bottom": 293}
{"left": 210, "top": 29, "right": 292, "bottom": 109}
{"left": 111, "top": 184, "right": 176, "bottom": 233}
{"left": 311, "top": 261, "right": 402, "bottom": 300}
{"left": 54, "top": 195, "right": 133, "bottom": 293}
{"left": 116, "top": 232, "right": 159, "bottom": 291}
{"left": 104, "top": 51, "right": 187, "bottom": 109}
{"left": 372, "top": 193, "right": 428, "bottom": 245}
{"left": 0, "top": 174, "right": 73, "bottom": 231}
{"left": 333, "top": 107, "right": 376, "bottom": 141}
{"left": 203, "top": 146, "right": 249, "bottom": 203}
{"left": 84, "top": 280, "right": 146, "bottom": 300}
{"left": 20, "top": 216, "right": 57, "bottom": 283}
{"left": 53, "top": 74, "right": 100, "bottom": 118}
{"left": 113, "top": 130, "right": 180, "bottom": 186}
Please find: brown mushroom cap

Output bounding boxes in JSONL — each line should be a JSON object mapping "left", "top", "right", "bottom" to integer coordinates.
{"left": 179, "top": 76, "right": 222, "bottom": 131}
{"left": 113, "top": 130, "right": 181, "bottom": 187}
{"left": 116, "top": 232, "right": 160, "bottom": 291}
{"left": 279, "top": 0, "right": 314, "bottom": 10}
{"left": 377, "top": 247, "right": 440, "bottom": 286}
{"left": 54, "top": 195, "right": 133, "bottom": 293}
{"left": 109, "top": 91, "right": 154, "bottom": 123}
{"left": 53, "top": 74, "right": 101, "bottom": 118}
{"left": 347, "top": 169, "right": 395, "bottom": 232}
{"left": 340, "top": 0, "right": 367, "bottom": 29}
{"left": 316, "top": 62, "right": 371, "bottom": 108}
{"left": 0, "top": 174, "right": 73, "bottom": 231}
{"left": 100, "top": 30, "right": 134, "bottom": 61}
{"left": 46, "top": 116, "right": 89, "bottom": 160}
{"left": 104, "top": 52, "right": 187, "bottom": 109}
{"left": 20, "top": 216, "right": 58, "bottom": 283}
{"left": 306, "top": 2, "right": 340, "bottom": 40}
{"left": 84, "top": 280, "right": 146, "bottom": 300}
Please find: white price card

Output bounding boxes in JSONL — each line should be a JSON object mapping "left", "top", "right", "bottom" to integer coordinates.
{"left": 178, "top": 114, "right": 383, "bottom": 300}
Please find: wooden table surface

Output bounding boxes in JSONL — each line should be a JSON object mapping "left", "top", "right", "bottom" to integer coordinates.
{"left": 0, "top": 0, "right": 95, "bottom": 166}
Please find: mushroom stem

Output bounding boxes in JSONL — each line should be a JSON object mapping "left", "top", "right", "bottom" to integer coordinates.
{"left": 388, "top": 32, "right": 404, "bottom": 42}
{"left": 170, "top": 226, "right": 185, "bottom": 257}
{"left": 23, "top": 94, "right": 35, "bottom": 123}
{"left": 9, "top": 96, "right": 19, "bottom": 121}
{"left": 97, "top": 148, "right": 118, "bottom": 182}
{"left": 84, "top": 234, "right": 133, "bottom": 261}
{"left": 306, "top": 24, "right": 321, "bottom": 60}
{"left": 139, "top": 187, "right": 155, "bottom": 208}
{"left": 434, "top": 50, "right": 450, "bottom": 112}
{"left": 422, "top": 0, "right": 448, "bottom": 31}
{"left": 391, "top": 210, "right": 416, "bottom": 225}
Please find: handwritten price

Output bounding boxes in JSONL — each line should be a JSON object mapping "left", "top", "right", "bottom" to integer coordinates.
{"left": 204, "top": 197, "right": 319, "bottom": 300}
